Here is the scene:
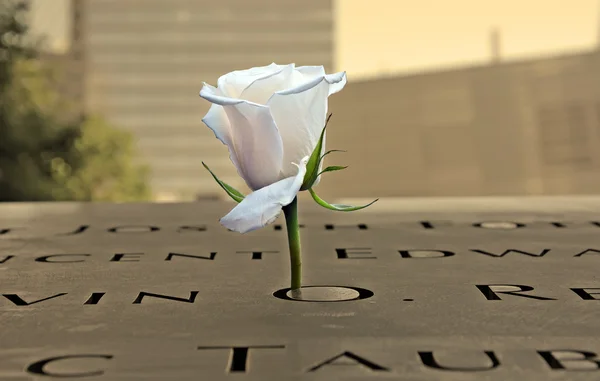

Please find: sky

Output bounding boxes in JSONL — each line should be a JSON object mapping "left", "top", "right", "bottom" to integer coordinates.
{"left": 29, "top": 0, "right": 599, "bottom": 79}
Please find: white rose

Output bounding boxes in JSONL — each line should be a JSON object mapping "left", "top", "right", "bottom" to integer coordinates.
{"left": 199, "top": 63, "right": 347, "bottom": 233}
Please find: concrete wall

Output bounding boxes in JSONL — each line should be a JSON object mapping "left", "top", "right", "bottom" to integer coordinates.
{"left": 320, "top": 50, "right": 600, "bottom": 198}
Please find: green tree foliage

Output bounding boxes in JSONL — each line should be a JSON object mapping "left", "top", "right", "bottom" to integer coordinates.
{"left": 0, "top": 0, "right": 151, "bottom": 201}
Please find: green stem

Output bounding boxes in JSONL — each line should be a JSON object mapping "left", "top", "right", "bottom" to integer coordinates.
{"left": 282, "top": 196, "right": 302, "bottom": 290}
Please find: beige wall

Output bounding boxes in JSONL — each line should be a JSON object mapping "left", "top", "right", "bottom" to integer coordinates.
{"left": 319, "top": 50, "right": 600, "bottom": 198}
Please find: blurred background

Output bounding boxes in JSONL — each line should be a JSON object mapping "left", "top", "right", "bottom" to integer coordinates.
{"left": 1, "top": 0, "right": 599, "bottom": 203}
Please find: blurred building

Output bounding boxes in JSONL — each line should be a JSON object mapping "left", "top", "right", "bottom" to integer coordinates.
{"left": 66, "top": 1, "right": 600, "bottom": 200}
{"left": 320, "top": 48, "right": 600, "bottom": 198}
{"left": 70, "top": 0, "right": 334, "bottom": 200}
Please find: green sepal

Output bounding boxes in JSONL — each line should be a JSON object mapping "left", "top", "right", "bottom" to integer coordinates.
{"left": 202, "top": 161, "right": 245, "bottom": 203}
{"left": 301, "top": 113, "right": 333, "bottom": 191}
{"left": 308, "top": 188, "right": 378, "bottom": 212}
{"left": 320, "top": 149, "right": 346, "bottom": 160}
{"left": 316, "top": 165, "right": 348, "bottom": 177}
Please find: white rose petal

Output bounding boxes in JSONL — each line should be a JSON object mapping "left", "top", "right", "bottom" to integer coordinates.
{"left": 220, "top": 156, "right": 309, "bottom": 234}
{"left": 201, "top": 102, "right": 243, "bottom": 179}
{"left": 216, "top": 62, "right": 286, "bottom": 98}
{"left": 200, "top": 63, "right": 346, "bottom": 205}
{"left": 200, "top": 84, "right": 283, "bottom": 190}
{"left": 291, "top": 65, "right": 325, "bottom": 85}
{"left": 268, "top": 71, "right": 347, "bottom": 180}
{"left": 240, "top": 64, "right": 295, "bottom": 105}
